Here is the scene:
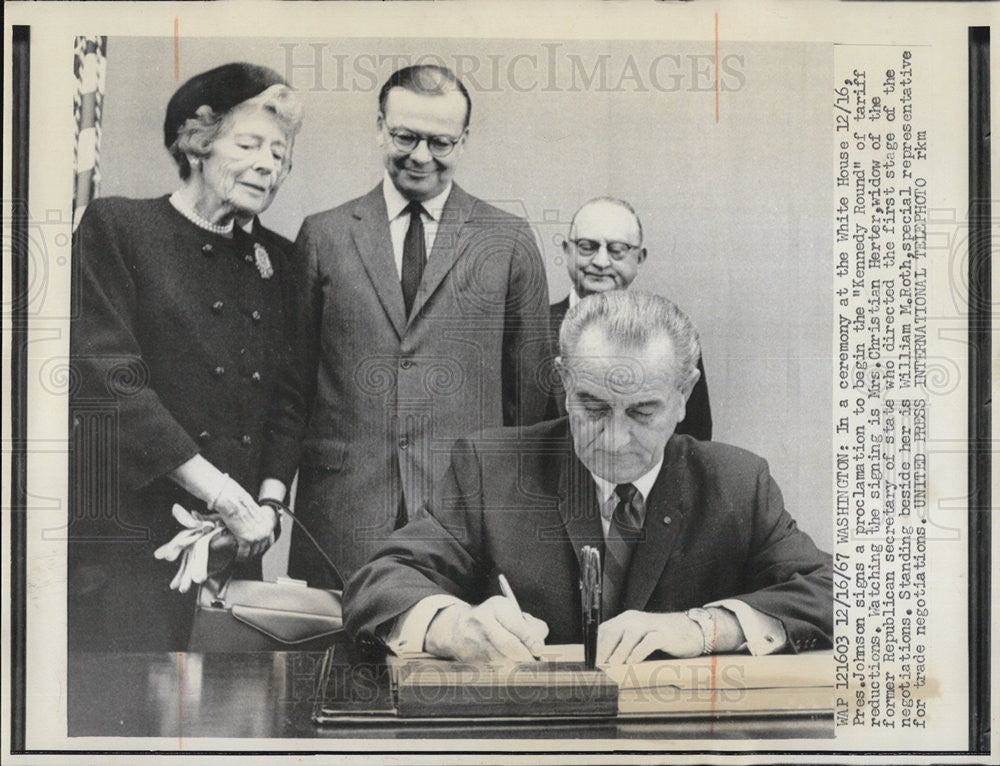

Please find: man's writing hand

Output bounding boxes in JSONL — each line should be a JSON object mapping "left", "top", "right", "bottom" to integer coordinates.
{"left": 423, "top": 597, "right": 549, "bottom": 662}
{"left": 596, "top": 610, "right": 703, "bottom": 664}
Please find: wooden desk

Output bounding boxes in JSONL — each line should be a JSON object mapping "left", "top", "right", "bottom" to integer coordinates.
{"left": 68, "top": 649, "right": 833, "bottom": 741}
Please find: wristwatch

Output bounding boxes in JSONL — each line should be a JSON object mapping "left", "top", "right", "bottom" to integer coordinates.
{"left": 685, "top": 607, "right": 716, "bottom": 655}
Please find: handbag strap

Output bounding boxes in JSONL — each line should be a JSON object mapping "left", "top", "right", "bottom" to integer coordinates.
{"left": 259, "top": 499, "right": 347, "bottom": 590}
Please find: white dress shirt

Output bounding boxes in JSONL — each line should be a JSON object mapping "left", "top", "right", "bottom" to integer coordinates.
{"left": 386, "top": 457, "right": 787, "bottom": 656}
{"left": 382, "top": 172, "right": 452, "bottom": 277}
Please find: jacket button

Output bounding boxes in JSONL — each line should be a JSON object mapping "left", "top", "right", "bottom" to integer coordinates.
{"left": 212, "top": 301, "right": 224, "bottom": 314}
{"left": 202, "top": 244, "right": 213, "bottom": 255}
{"left": 399, "top": 436, "right": 409, "bottom": 449}
{"left": 251, "top": 310, "right": 262, "bottom": 322}
{"left": 198, "top": 430, "right": 211, "bottom": 442}
{"left": 400, "top": 359, "right": 412, "bottom": 369}
{"left": 251, "top": 371, "right": 261, "bottom": 383}
{"left": 214, "top": 366, "right": 225, "bottom": 377}
{"left": 242, "top": 434, "right": 252, "bottom": 446}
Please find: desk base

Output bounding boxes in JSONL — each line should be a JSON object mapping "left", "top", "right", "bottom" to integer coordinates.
{"left": 68, "top": 649, "right": 833, "bottom": 740}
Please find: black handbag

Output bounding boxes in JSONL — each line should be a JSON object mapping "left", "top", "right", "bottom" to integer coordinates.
{"left": 188, "top": 504, "right": 346, "bottom": 652}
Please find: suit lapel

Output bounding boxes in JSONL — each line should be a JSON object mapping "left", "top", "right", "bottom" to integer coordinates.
{"left": 623, "top": 436, "right": 693, "bottom": 610}
{"left": 555, "top": 444, "right": 605, "bottom": 567}
{"left": 350, "top": 185, "right": 407, "bottom": 339}
{"left": 407, "top": 184, "right": 475, "bottom": 324}
{"left": 550, "top": 296, "right": 570, "bottom": 343}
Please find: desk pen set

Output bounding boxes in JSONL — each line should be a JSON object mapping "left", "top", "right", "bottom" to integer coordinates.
{"left": 579, "top": 545, "right": 602, "bottom": 669}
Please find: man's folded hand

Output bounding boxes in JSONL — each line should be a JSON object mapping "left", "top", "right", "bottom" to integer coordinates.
{"left": 596, "top": 610, "right": 703, "bottom": 664}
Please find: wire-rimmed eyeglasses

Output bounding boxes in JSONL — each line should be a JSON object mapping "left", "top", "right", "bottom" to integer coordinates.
{"left": 568, "top": 238, "right": 642, "bottom": 260}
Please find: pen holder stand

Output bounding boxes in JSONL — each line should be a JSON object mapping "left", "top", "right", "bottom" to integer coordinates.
{"left": 583, "top": 613, "right": 599, "bottom": 668}
{"left": 580, "top": 544, "right": 602, "bottom": 668}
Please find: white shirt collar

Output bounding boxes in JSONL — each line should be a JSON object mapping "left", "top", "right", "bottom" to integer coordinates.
{"left": 590, "top": 457, "right": 664, "bottom": 511}
{"left": 568, "top": 289, "right": 582, "bottom": 310}
{"left": 382, "top": 171, "right": 452, "bottom": 223}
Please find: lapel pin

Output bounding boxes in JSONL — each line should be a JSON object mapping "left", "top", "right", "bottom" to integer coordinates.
{"left": 663, "top": 515, "right": 672, "bottom": 525}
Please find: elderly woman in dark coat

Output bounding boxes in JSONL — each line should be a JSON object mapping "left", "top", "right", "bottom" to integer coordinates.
{"left": 68, "top": 63, "right": 303, "bottom": 650}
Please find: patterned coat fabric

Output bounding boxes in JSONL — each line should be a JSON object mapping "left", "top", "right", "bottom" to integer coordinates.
{"left": 68, "top": 195, "right": 292, "bottom": 650}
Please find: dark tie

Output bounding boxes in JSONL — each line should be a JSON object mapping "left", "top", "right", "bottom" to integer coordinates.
{"left": 400, "top": 201, "right": 426, "bottom": 318}
{"left": 602, "top": 483, "right": 642, "bottom": 619}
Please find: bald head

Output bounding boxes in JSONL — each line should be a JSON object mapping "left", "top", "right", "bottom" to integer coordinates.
{"left": 563, "top": 198, "right": 647, "bottom": 298}
{"left": 569, "top": 197, "right": 643, "bottom": 241}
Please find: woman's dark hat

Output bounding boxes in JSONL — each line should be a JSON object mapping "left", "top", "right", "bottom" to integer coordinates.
{"left": 164, "top": 63, "right": 288, "bottom": 149}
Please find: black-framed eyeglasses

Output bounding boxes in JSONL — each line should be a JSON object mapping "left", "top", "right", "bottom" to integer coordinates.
{"left": 569, "top": 238, "right": 641, "bottom": 260}
{"left": 383, "top": 123, "right": 464, "bottom": 158}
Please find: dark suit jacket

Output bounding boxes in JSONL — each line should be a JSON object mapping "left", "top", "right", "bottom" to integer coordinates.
{"left": 548, "top": 296, "right": 713, "bottom": 440}
{"left": 262, "top": 183, "right": 552, "bottom": 584}
{"left": 345, "top": 418, "right": 832, "bottom": 652}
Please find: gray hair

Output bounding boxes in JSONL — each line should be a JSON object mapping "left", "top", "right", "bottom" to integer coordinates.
{"left": 569, "top": 196, "right": 644, "bottom": 244}
{"left": 559, "top": 290, "right": 701, "bottom": 393}
{"left": 170, "top": 84, "right": 304, "bottom": 180}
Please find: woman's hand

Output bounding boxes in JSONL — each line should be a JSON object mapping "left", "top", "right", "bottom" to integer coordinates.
{"left": 169, "top": 454, "right": 277, "bottom": 558}
{"left": 211, "top": 476, "right": 277, "bottom": 552}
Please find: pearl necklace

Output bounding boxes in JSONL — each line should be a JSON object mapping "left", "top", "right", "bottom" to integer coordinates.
{"left": 169, "top": 190, "right": 234, "bottom": 236}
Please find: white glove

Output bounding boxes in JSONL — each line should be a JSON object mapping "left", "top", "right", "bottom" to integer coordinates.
{"left": 155, "top": 504, "right": 225, "bottom": 593}
{"left": 186, "top": 523, "right": 224, "bottom": 586}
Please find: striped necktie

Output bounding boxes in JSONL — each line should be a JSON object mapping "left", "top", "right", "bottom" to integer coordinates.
{"left": 601, "top": 483, "right": 643, "bottom": 618}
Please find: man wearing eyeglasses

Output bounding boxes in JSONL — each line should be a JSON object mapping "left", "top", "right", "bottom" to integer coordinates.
{"left": 261, "top": 65, "right": 552, "bottom": 585}
{"left": 548, "top": 197, "right": 713, "bottom": 441}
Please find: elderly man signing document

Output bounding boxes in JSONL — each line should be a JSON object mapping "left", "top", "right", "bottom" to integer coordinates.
{"left": 345, "top": 291, "right": 832, "bottom": 664}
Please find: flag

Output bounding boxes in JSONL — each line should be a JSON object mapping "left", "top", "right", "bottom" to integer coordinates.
{"left": 73, "top": 36, "right": 107, "bottom": 230}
